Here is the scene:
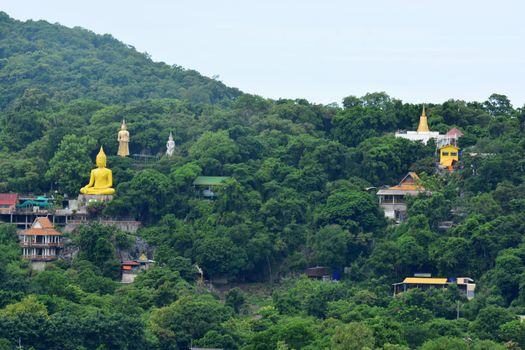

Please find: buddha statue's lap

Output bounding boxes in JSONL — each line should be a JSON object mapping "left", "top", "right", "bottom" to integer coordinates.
{"left": 80, "top": 147, "right": 116, "bottom": 195}
{"left": 80, "top": 188, "right": 115, "bottom": 194}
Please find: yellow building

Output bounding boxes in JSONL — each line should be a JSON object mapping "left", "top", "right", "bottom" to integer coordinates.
{"left": 393, "top": 276, "right": 476, "bottom": 300}
{"left": 439, "top": 144, "right": 459, "bottom": 169}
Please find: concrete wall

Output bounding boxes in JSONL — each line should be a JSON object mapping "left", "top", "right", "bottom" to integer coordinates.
{"left": 380, "top": 203, "right": 407, "bottom": 220}
{"left": 30, "top": 261, "right": 46, "bottom": 271}
{"left": 65, "top": 220, "right": 141, "bottom": 233}
{"left": 121, "top": 272, "right": 137, "bottom": 284}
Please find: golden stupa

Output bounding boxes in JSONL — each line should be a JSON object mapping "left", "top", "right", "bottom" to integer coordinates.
{"left": 417, "top": 106, "right": 430, "bottom": 133}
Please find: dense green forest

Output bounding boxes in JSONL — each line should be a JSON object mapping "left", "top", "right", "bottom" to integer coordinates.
{"left": 1, "top": 12, "right": 525, "bottom": 350}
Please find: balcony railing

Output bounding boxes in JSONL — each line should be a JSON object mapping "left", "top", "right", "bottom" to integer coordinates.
{"left": 22, "top": 255, "right": 58, "bottom": 261}
{"left": 19, "top": 242, "right": 64, "bottom": 248}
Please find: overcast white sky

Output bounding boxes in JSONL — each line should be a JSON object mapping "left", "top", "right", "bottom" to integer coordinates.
{"left": 3, "top": 0, "right": 525, "bottom": 106}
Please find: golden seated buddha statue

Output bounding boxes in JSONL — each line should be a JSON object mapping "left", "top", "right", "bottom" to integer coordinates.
{"left": 80, "top": 146, "right": 116, "bottom": 195}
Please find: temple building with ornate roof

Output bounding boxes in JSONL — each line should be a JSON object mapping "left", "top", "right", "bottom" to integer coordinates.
{"left": 18, "top": 217, "right": 64, "bottom": 269}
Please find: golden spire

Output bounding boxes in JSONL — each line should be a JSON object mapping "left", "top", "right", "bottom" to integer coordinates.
{"left": 417, "top": 105, "right": 430, "bottom": 133}
{"left": 96, "top": 146, "right": 107, "bottom": 167}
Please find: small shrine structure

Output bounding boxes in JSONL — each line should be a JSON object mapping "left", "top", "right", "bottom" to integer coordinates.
{"left": 121, "top": 253, "right": 153, "bottom": 283}
{"left": 193, "top": 176, "right": 231, "bottom": 198}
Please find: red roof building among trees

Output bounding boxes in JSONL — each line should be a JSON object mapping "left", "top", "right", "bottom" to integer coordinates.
{"left": 0, "top": 193, "right": 18, "bottom": 214}
{"left": 18, "top": 217, "right": 64, "bottom": 262}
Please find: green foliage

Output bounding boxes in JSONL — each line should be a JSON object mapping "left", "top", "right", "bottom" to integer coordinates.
{"left": 189, "top": 130, "right": 240, "bottom": 164}
{"left": 0, "top": 295, "right": 48, "bottom": 319}
{"left": 419, "top": 336, "right": 506, "bottom": 350}
{"left": 273, "top": 278, "right": 348, "bottom": 318}
{"left": 0, "top": 225, "right": 27, "bottom": 292}
{"left": 0, "top": 13, "right": 240, "bottom": 108}
{"left": 331, "top": 322, "right": 375, "bottom": 350}
{"left": 0, "top": 156, "right": 47, "bottom": 193}
{"left": 108, "top": 169, "right": 170, "bottom": 222}
{"left": 75, "top": 224, "right": 122, "bottom": 279}
{"left": 225, "top": 287, "right": 246, "bottom": 314}
{"left": 194, "top": 237, "right": 247, "bottom": 278}
{"left": 352, "top": 136, "right": 433, "bottom": 185}
{"left": 316, "top": 190, "right": 386, "bottom": 232}
{"left": 471, "top": 306, "right": 514, "bottom": 340}
{"left": 498, "top": 320, "right": 525, "bottom": 348}
{"left": 194, "top": 330, "right": 237, "bottom": 350}
{"left": 149, "top": 295, "right": 232, "bottom": 349}
{"left": 310, "top": 225, "right": 349, "bottom": 269}
{"left": 0, "top": 339, "right": 11, "bottom": 350}
{"left": 2, "top": 11, "right": 525, "bottom": 349}
{"left": 46, "top": 135, "right": 97, "bottom": 195}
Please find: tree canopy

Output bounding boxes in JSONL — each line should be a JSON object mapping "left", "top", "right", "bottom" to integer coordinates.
{"left": 1, "top": 12, "right": 525, "bottom": 350}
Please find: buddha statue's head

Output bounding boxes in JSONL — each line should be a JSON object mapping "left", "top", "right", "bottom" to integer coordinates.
{"left": 121, "top": 120, "right": 127, "bottom": 131}
{"left": 96, "top": 146, "right": 107, "bottom": 168}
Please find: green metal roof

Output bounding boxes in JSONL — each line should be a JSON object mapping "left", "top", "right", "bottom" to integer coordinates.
{"left": 193, "top": 176, "right": 231, "bottom": 186}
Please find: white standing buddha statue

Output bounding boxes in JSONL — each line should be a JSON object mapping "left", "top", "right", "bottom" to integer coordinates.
{"left": 166, "top": 132, "right": 175, "bottom": 157}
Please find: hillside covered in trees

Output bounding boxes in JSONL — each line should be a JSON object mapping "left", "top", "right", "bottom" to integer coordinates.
{"left": 1, "top": 12, "right": 525, "bottom": 350}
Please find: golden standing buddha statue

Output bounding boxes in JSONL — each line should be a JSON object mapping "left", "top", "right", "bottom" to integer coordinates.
{"left": 80, "top": 146, "right": 116, "bottom": 195}
{"left": 117, "top": 120, "right": 130, "bottom": 157}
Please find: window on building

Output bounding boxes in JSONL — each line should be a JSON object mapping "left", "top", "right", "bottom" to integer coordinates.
{"left": 442, "top": 152, "right": 449, "bottom": 156}
{"left": 451, "top": 152, "right": 457, "bottom": 156}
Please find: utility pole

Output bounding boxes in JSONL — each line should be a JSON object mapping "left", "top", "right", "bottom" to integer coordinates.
{"left": 456, "top": 300, "right": 460, "bottom": 320}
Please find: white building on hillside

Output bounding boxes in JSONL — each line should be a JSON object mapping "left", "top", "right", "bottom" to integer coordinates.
{"left": 395, "top": 106, "right": 440, "bottom": 144}
{"left": 395, "top": 106, "right": 464, "bottom": 149}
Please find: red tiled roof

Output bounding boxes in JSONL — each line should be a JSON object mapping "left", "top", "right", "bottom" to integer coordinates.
{"left": 0, "top": 193, "right": 18, "bottom": 205}
{"left": 19, "top": 228, "right": 62, "bottom": 236}
{"left": 35, "top": 217, "right": 54, "bottom": 229}
{"left": 18, "top": 217, "right": 61, "bottom": 236}
{"left": 390, "top": 172, "right": 424, "bottom": 191}
{"left": 446, "top": 128, "right": 464, "bottom": 137}
{"left": 377, "top": 172, "right": 425, "bottom": 195}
